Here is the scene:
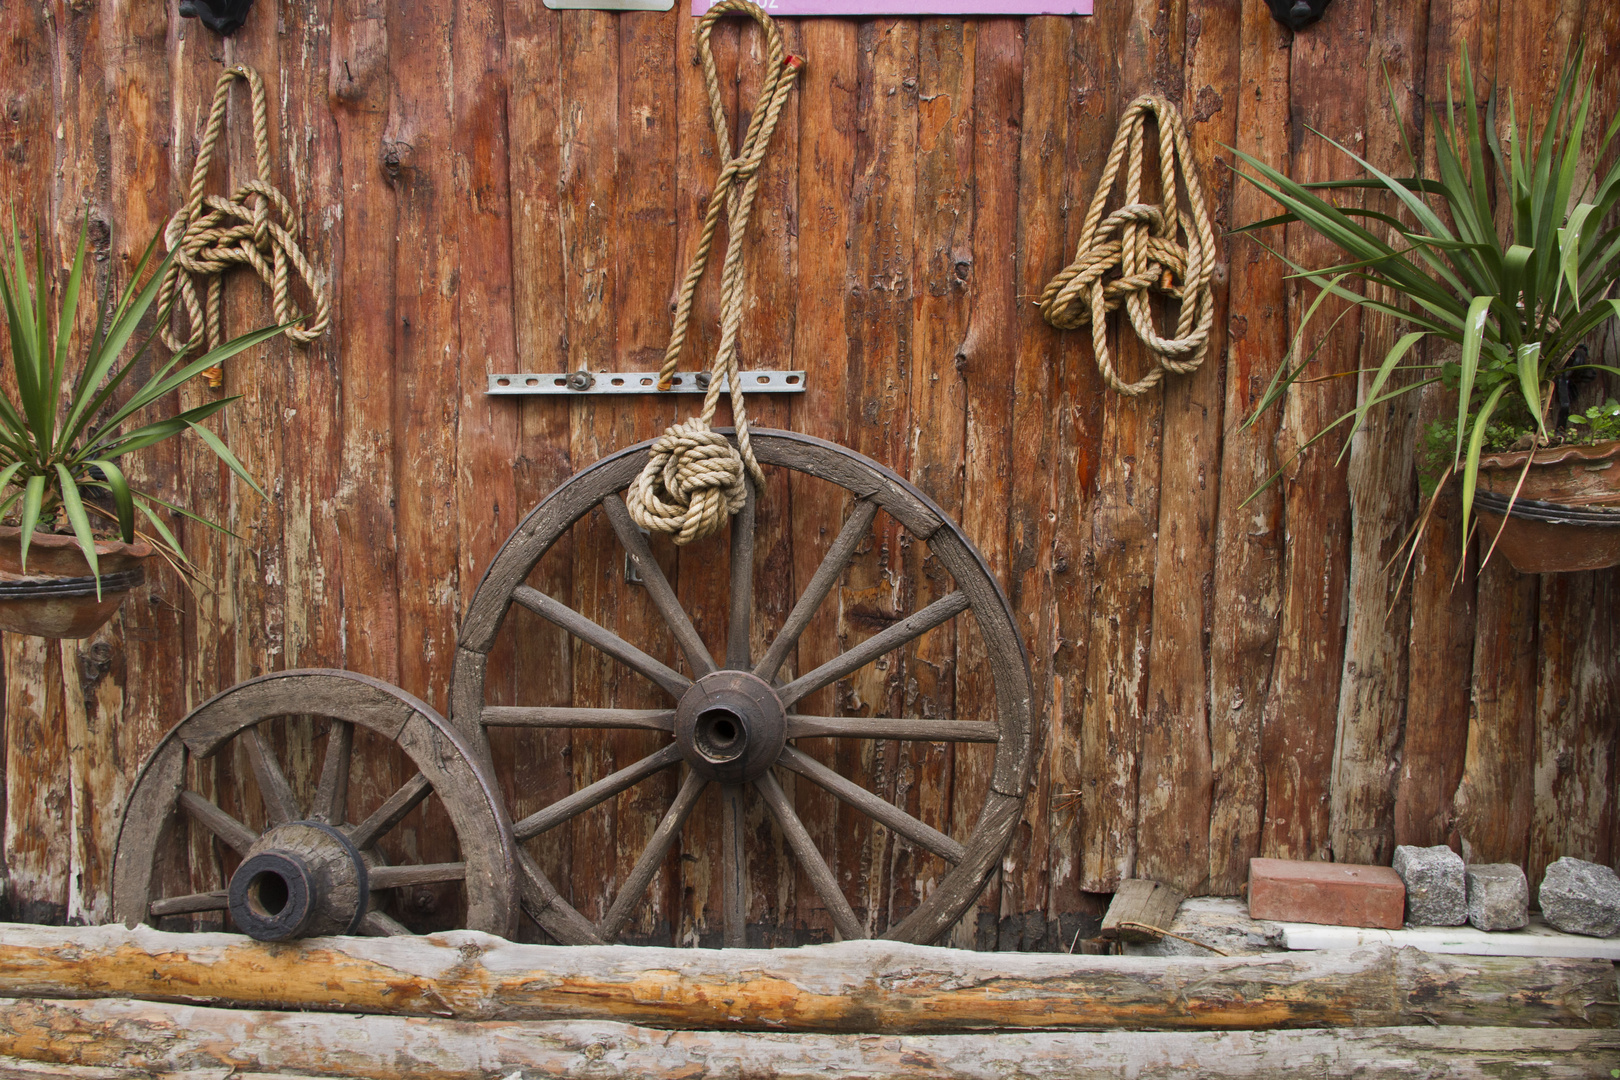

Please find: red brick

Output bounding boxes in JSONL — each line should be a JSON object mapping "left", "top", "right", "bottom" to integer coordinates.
{"left": 1248, "top": 858, "right": 1406, "bottom": 929}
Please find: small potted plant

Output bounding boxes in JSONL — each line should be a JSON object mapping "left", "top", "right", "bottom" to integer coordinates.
{"left": 0, "top": 219, "right": 282, "bottom": 637}
{"left": 1233, "top": 44, "right": 1620, "bottom": 574}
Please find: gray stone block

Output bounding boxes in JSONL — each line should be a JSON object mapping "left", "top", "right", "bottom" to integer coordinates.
{"left": 1465, "top": 863, "right": 1528, "bottom": 931}
{"left": 1392, "top": 844, "right": 1466, "bottom": 926}
{"left": 1539, "top": 857, "right": 1620, "bottom": 937}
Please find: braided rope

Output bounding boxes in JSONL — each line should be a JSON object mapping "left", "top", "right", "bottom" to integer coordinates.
{"left": 156, "top": 65, "right": 331, "bottom": 388}
{"left": 1038, "top": 94, "right": 1216, "bottom": 396}
{"left": 626, "top": 0, "right": 800, "bottom": 546}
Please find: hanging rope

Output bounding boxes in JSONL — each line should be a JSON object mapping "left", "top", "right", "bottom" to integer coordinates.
{"left": 625, "top": 0, "right": 801, "bottom": 547}
{"left": 1038, "top": 94, "right": 1216, "bottom": 396}
{"left": 157, "top": 64, "right": 331, "bottom": 388}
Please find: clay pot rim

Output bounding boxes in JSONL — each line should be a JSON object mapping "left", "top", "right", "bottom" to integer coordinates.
{"left": 0, "top": 524, "right": 154, "bottom": 560}
{"left": 1477, "top": 437, "right": 1620, "bottom": 473}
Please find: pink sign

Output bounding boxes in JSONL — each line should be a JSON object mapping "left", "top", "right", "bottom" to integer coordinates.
{"left": 694, "top": 0, "right": 1090, "bottom": 13}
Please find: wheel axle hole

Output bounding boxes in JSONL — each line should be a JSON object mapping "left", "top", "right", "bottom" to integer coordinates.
{"left": 247, "top": 870, "right": 291, "bottom": 919}
{"left": 695, "top": 707, "right": 747, "bottom": 762}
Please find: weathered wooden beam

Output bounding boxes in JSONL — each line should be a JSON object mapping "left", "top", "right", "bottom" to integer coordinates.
{"left": 0, "top": 925, "right": 1612, "bottom": 1032}
{"left": 0, "top": 999, "right": 1618, "bottom": 1080}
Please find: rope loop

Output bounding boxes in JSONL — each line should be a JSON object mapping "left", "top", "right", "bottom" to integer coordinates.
{"left": 626, "top": 0, "right": 801, "bottom": 546}
{"left": 1038, "top": 94, "right": 1216, "bottom": 396}
{"left": 157, "top": 64, "right": 331, "bottom": 388}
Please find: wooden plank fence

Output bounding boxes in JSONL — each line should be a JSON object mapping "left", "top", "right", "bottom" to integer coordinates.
{"left": 0, "top": 0, "right": 1614, "bottom": 948}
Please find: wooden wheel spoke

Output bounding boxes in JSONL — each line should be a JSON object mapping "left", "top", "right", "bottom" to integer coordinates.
{"left": 778, "top": 747, "right": 966, "bottom": 865}
{"left": 348, "top": 773, "right": 433, "bottom": 851}
{"left": 368, "top": 862, "right": 467, "bottom": 890}
{"left": 513, "top": 584, "right": 692, "bottom": 699}
{"left": 242, "top": 725, "right": 301, "bottom": 826}
{"left": 756, "top": 771, "right": 864, "bottom": 941}
{"left": 596, "top": 769, "right": 707, "bottom": 942}
{"left": 720, "top": 783, "right": 747, "bottom": 947}
{"left": 512, "top": 743, "right": 683, "bottom": 842}
{"left": 179, "top": 790, "right": 259, "bottom": 856}
{"left": 482, "top": 706, "right": 674, "bottom": 732}
{"left": 311, "top": 720, "right": 353, "bottom": 825}
{"left": 149, "top": 890, "right": 230, "bottom": 918}
{"left": 360, "top": 910, "right": 413, "bottom": 937}
{"left": 787, "top": 715, "right": 1000, "bottom": 742}
{"left": 726, "top": 480, "right": 755, "bottom": 670}
{"left": 776, "top": 592, "right": 970, "bottom": 709}
{"left": 756, "top": 499, "right": 879, "bottom": 684}
{"left": 602, "top": 494, "right": 716, "bottom": 678}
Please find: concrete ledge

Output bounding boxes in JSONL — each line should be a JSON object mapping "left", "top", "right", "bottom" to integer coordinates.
{"left": 1280, "top": 915, "right": 1620, "bottom": 960}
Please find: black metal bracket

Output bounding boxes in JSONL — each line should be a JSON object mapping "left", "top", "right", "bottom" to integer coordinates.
{"left": 177, "top": 0, "right": 257, "bottom": 36}
{"left": 1267, "top": 0, "right": 1332, "bottom": 32}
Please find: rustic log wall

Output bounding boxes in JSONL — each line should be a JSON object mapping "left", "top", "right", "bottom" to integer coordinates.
{"left": 0, "top": 0, "right": 1615, "bottom": 947}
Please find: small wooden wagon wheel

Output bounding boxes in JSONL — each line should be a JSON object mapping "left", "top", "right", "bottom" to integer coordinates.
{"left": 113, "top": 670, "right": 518, "bottom": 940}
{"left": 452, "top": 429, "right": 1033, "bottom": 946}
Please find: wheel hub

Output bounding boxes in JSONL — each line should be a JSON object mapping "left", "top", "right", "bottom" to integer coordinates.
{"left": 227, "top": 820, "right": 370, "bottom": 941}
{"left": 674, "top": 670, "right": 786, "bottom": 783}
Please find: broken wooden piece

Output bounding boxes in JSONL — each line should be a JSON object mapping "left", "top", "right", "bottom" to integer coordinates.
{"left": 0, "top": 923, "right": 1613, "bottom": 1032}
{"left": 1101, "top": 878, "right": 1187, "bottom": 944}
{"left": 0, "top": 998, "right": 1617, "bottom": 1080}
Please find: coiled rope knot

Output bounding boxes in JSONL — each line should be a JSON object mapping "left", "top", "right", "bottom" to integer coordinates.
{"left": 626, "top": 418, "right": 752, "bottom": 546}
{"left": 625, "top": 0, "right": 799, "bottom": 546}
{"left": 157, "top": 65, "right": 331, "bottom": 388}
{"left": 1038, "top": 94, "right": 1215, "bottom": 396}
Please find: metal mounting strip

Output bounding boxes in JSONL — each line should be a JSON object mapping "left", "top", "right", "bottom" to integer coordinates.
{"left": 488, "top": 370, "right": 807, "bottom": 397}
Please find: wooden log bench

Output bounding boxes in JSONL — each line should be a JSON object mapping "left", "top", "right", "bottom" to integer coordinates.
{"left": 0, "top": 923, "right": 1613, "bottom": 1077}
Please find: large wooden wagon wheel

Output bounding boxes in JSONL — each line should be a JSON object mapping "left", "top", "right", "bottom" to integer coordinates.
{"left": 452, "top": 429, "right": 1033, "bottom": 946}
{"left": 113, "top": 670, "right": 518, "bottom": 940}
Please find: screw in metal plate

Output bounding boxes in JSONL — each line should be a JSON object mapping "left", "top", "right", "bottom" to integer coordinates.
{"left": 566, "top": 370, "right": 595, "bottom": 391}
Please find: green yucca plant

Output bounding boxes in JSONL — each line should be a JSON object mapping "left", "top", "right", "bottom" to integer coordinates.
{"left": 0, "top": 218, "right": 284, "bottom": 591}
{"left": 1233, "top": 43, "right": 1620, "bottom": 559}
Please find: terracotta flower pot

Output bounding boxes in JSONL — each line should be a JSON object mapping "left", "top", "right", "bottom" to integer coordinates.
{"left": 0, "top": 526, "right": 155, "bottom": 639}
{"left": 1474, "top": 439, "right": 1620, "bottom": 573}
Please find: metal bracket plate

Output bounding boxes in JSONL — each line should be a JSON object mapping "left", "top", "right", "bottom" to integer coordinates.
{"left": 488, "top": 370, "right": 807, "bottom": 396}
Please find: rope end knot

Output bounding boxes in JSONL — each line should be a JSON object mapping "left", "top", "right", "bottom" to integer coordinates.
{"left": 626, "top": 418, "right": 749, "bottom": 547}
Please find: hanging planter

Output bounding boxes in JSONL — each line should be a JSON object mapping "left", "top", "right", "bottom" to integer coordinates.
{"left": 0, "top": 526, "right": 154, "bottom": 639}
{"left": 1473, "top": 440, "right": 1620, "bottom": 574}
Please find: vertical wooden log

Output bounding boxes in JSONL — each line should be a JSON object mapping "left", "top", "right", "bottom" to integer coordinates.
{"left": 503, "top": 0, "right": 574, "bottom": 941}
{"left": 1076, "top": 0, "right": 1181, "bottom": 893}
{"left": 100, "top": 0, "right": 189, "bottom": 923}
{"left": 606, "top": 6, "right": 680, "bottom": 942}
{"left": 60, "top": 630, "right": 127, "bottom": 925}
{"left": 1133, "top": 0, "right": 1236, "bottom": 895}
{"left": 837, "top": 16, "right": 918, "bottom": 934}
{"left": 1528, "top": 573, "right": 1616, "bottom": 887}
{"left": 1454, "top": 563, "right": 1538, "bottom": 866}
{"left": 1003, "top": 15, "right": 1069, "bottom": 951}
{"left": 734, "top": 13, "right": 801, "bottom": 943}
{"left": 1204, "top": 0, "right": 1288, "bottom": 895}
{"left": 3, "top": 640, "right": 66, "bottom": 923}
{"left": 171, "top": 3, "right": 235, "bottom": 923}
{"left": 954, "top": 18, "right": 1023, "bottom": 948}
{"left": 1256, "top": 0, "right": 1366, "bottom": 863}
{"left": 903, "top": 15, "right": 973, "bottom": 941}
{"left": 1326, "top": 0, "right": 1429, "bottom": 868}
{"left": 671, "top": 9, "right": 735, "bottom": 945}
{"left": 279, "top": 0, "right": 346, "bottom": 672}
{"left": 1453, "top": 0, "right": 1579, "bottom": 873}
{"left": 327, "top": 0, "right": 405, "bottom": 914}
{"left": 387, "top": 0, "right": 462, "bottom": 928}
{"left": 1392, "top": 0, "right": 1495, "bottom": 851}
{"left": 785, "top": 16, "right": 857, "bottom": 941}
{"left": 557, "top": 8, "right": 621, "bottom": 929}
{"left": 330, "top": 0, "right": 400, "bottom": 687}
{"left": 1039, "top": 12, "right": 1106, "bottom": 941}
